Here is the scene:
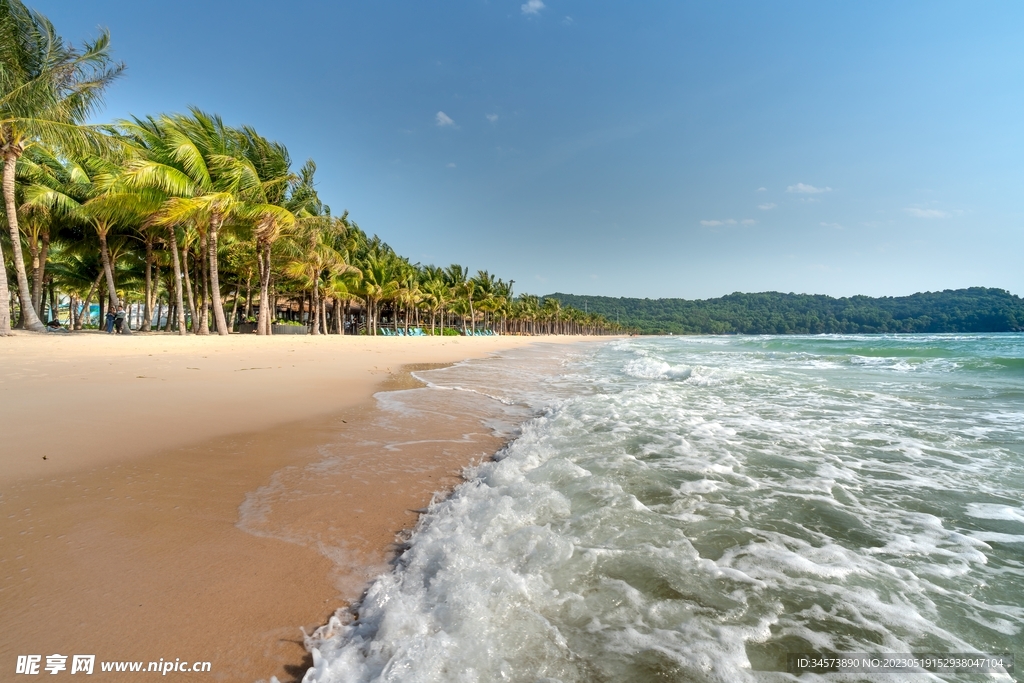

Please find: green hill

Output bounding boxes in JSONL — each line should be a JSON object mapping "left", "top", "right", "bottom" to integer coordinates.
{"left": 546, "top": 288, "right": 1024, "bottom": 335}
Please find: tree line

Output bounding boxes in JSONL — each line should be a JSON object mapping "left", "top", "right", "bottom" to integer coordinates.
{"left": 0, "top": 0, "right": 624, "bottom": 338}
{"left": 549, "top": 288, "right": 1024, "bottom": 335}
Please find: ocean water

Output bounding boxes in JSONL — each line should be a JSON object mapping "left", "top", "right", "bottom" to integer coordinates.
{"left": 301, "top": 335, "right": 1023, "bottom": 683}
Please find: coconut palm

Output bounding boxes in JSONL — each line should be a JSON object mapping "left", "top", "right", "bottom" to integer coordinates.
{"left": 0, "top": 0, "right": 123, "bottom": 334}
{"left": 47, "top": 245, "right": 102, "bottom": 328}
{"left": 126, "top": 110, "right": 253, "bottom": 335}
{"left": 112, "top": 115, "right": 193, "bottom": 333}
{"left": 237, "top": 128, "right": 300, "bottom": 335}
{"left": 323, "top": 268, "right": 362, "bottom": 334}
{"left": 444, "top": 264, "right": 478, "bottom": 334}
{"left": 15, "top": 145, "right": 69, "bottom": 317}
{"left": 282, "top": 213, "right": 356, "bottom": 335}
{"left": 395, "top": 267, "right": 421, "bottom": 334}
{"left": 22, "top": 156, "right": 106, "bottom": 312}
{"left": 356, "top": 242, "right": 401, "bottom": 335}
{"left": 419, "top": 276, "right": 450, "bottom": 335}
{"left": 542, "top": 297, "right": 562, "bottom": 334}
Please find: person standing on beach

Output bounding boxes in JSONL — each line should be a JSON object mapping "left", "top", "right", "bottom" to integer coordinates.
{"left": 105, "top": 308, "right": 116, "bottom": 334}
{"left": 114, "top": 306, "right": 127, "bottom": 334}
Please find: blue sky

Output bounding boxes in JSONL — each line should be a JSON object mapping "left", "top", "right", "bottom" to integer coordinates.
{"left": 35, "top": 0, "right": 1024, "bottom": 299}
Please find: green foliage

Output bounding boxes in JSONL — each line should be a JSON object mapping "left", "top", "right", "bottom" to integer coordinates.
{"left": 548, "top": 288, "right": 1024, "bottom": 335}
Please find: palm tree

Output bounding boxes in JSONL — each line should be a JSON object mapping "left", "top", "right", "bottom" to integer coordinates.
{"left": 420, "top": 276, "right": 450, "bottom": 335}
{"left": 47, "top": 245, "right": 102, "bottom": 328}
{"left": 356, "top": 242, "right": 401, "bottom": 335}
{"left": 395, "top": 267, "right": 421, "bottom": 334}
{"left": 237, "top": 128, "right": 299, "bottom": 335}
{"left": 113, "top": 115, "right": 190, "bottom": 333}
{"left": 542, "top": 297, "right": 562, "bottom": 334}
{"left": 142, "top": 111, "right": 257, "bottom": 335}
{"left": 444, "top": 264, "right": 477, "bottom": 334}
{"left": 282, "top": 214, "right": 354, "bottom": 335}
{"left": 117, "top": 111, "right": 279, "bottom": 335}
{"left": 323, "top": 268, "right": 362, "bottom": 334}
{"left": 15, "top": 145, "right": 68, "bottom": 318}
{"left": 0, "top": 0, "right": 123, "bottom": 334}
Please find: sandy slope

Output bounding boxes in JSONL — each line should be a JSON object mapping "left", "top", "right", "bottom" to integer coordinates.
{"left": 0, "top": 332, "right": 597, "bottom": 682}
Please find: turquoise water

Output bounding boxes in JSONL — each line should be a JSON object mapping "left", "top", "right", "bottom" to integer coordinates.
{"left": 304, "top": 335, "right": 1023, "bottom": 682}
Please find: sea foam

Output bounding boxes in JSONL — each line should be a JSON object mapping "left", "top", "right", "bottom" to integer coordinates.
{"left": 298, "top": 335, "right": 1023, "bottom": 683}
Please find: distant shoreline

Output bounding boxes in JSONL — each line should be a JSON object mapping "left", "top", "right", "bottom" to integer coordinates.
{"left": 550, "top": 287, "right": 1024, "bottom": 335}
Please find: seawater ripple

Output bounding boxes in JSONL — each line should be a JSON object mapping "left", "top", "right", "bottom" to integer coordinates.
{"left": 302, "top": 335, "right": 1024, "bottom": 683}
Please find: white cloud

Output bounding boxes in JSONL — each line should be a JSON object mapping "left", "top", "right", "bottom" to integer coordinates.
{"left": 435, "top": 111, "right": 455, "bottom": 127}
{"left": 904, "top": 207, "right": 949, "bottom": 219}
{"left": 820, "top": 222, "right": 844, "bottom": 230}
{"left": 757, "top": 187, "right": 767, "bottom": 192}
{"left": 521, "top": 0, "right": 545, "bottom": 15}
{"left": 700, "top": 219, "right": 737, "bottom": 226}
{"left": 562, "top": 16, "right": 574, "bottom": 25}
{"left": 446, "top": 162, "right": 456, "bottom": 168}
{"left": 741, "top": 219, "right": 756, "bottom": 225}
{"left": 787, "top": 182, "right": 831, "bottom": 194}
{"left": 486, "top": 113, "right": 499, "bottom": 123}
{"left": 758, "top": 202, "right": 776, "bottom": 210}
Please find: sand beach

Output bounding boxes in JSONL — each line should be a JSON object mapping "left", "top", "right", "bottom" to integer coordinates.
{"left": 0, "top": 332, "right": 592, "bottom": 682}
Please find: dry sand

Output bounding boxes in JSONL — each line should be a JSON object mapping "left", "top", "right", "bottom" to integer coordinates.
{"left": 0, "top": 332, "right": 597, "bottom": 682}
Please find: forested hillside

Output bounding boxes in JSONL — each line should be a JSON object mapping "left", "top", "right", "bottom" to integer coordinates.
{"left": 547, "top": 288, "right": 1024, "bottom": 335}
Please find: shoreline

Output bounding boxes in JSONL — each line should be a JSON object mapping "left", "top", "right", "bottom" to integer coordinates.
{"left": 0, "top": 333, "right": 608, "bottom": 682}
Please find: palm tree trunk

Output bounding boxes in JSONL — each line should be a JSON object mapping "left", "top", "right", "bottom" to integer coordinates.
{"left": 269, "top": 278, "right": 277, "bottom": 334}
{"left": 47, "top": 280, "right": 56, "bottom": 323}
{"left": 228, "top": 282, "right": 241, "bottom": 333}
{"left": 0, "top": 235, "right": 10, "bottom": 335}
{"left": 257, "top": 242, "right": 272, "bottom": 335}
{"left": 207, "top": 214, "right": 229, "bottom": 336}
{"left": 310, "top": 286, "right": 320, "bottom": 335}
{"left": 141, "top": 233, "right": 154, "bottom": 331}
{"left": 98, "top": 229, "right": 118, "bottom": 308}
{"left": 244, "top": 276, "right": 253, "bottom": 321}
{"left": 30, "top": 230, "right": 49, "bottom": 317}
{"left": 29, "top": 238, "right": 42, "bottom": 316}
{"left": 197, "top": 233, "right": 210, "bottom": 335}
{"left": 75, "top": 272, "right": 102, "bottom": 329}
{"left": 168, "top": 227, "right": 187, "bottom": 335}
{"left": 181, "top": 243, "right": 198, "bottom": 332}
{"left": 2, "top": 149, "right": 44, "bottom": 331}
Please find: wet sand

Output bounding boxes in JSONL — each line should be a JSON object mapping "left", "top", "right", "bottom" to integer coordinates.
{"left": 0, "top": 332, "right": 593, "bottom": 682}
